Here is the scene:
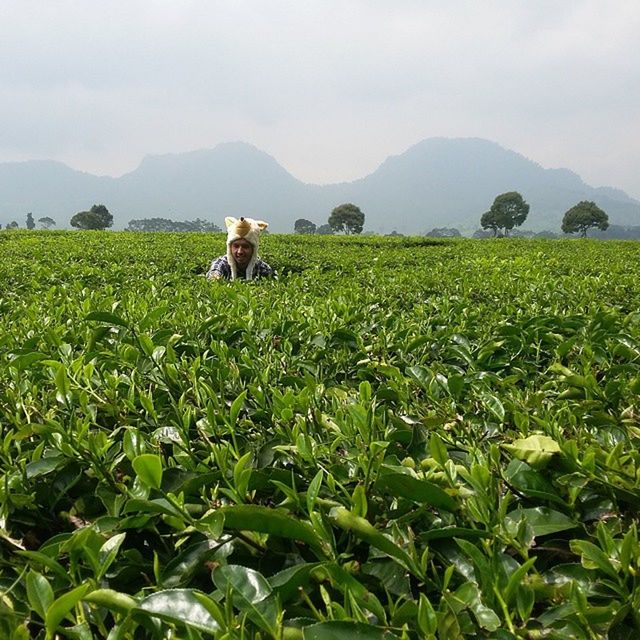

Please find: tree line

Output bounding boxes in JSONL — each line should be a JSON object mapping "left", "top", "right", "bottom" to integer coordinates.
{"left": 0, "top": 194, "right": 624, "bottom": 239}
{"left": 294, "top": 203, "right": 365, "bottom": 235}
{"left": 479, "top": 191, "right": 610, "bottom": 238}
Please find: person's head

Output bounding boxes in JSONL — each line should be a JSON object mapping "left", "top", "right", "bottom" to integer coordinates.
{"left": 225, "top": 216, "right": 269, "bottom": 280}
{"left": 230, "top": 237, "right": 254, "bottom": 267}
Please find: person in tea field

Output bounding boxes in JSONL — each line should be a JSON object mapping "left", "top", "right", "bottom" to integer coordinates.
{"left": 207, "top": 216, "right": 274, "bottom": 281}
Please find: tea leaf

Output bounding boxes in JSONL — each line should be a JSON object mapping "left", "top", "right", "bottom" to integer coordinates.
{"left": 132, "top": 453, "right": 163, "bottom": 489}
{"left": 218, "top": 504, "right": 326, "bottom": 554}
{"left": 26, "top": 571, "right": 54, "bottom": 621}
{"left": 376, "top": 472, "right": 457, "bottom": 511}
{"left": 45, "top": 583, "right": 91, "bottom": 638}
{"left": 136, "top": 589, "right": 221, "bottom": 633}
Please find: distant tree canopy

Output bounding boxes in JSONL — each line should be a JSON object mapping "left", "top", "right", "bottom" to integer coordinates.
{"left": 70, "top": 204, "right": 113, "bottom": 230}
{"left": 294, "top": 218, "right": 317, "bottom": 234}
{"left": 480, "top": 191, "right": 529, "bottom": 236}
{"left": 316, "top": 224, "right": 334, "bottom": 235}
{"left": 6, "top": 221, "right": 19, "bottom": 229}
{"left": 126, "top": 218, "right": 221, "bottom": 232}
{"left": 328, "top": 203, "right": 365, "bottom": 235}
{"left": 26, "top": 212, "right": 35, "bottom": 230}
{"left": 561, "top": 201, "right": 609, "bottom": 237}
{"left": 426, "top": 227, "right": 461, "bottom": 238}
{"left": 38, "top": 216, "right": 56, "bottom": 229}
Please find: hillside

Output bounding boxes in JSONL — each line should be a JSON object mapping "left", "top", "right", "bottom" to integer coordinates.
{"left": 1, "top": 138, "right": 639, "bottom": 233}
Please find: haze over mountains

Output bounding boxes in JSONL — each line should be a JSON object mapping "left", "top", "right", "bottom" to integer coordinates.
{"left": 1, "top": 138, "right": 639, "bottom": 234}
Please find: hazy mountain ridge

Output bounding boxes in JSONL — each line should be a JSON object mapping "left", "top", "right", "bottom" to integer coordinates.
{"left": 1, "top": 138, "right": 639, "bottom": 233}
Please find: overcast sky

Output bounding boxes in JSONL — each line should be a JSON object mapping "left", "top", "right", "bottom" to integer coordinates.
{"left": 1, "top": 1, "right": 639, "bottom": 198}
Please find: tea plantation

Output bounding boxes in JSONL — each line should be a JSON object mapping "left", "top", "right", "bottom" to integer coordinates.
{"left": 1, "top": 231, "right": 640, "bottom": 639}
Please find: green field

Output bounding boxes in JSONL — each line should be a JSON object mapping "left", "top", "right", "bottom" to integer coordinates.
{"left": 1, "top": 231, "right": 640, "bottom": 639}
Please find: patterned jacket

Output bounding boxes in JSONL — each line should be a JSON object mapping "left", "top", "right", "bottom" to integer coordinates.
{"left": 206, "top": 255, "right": 274, "bottom": 280}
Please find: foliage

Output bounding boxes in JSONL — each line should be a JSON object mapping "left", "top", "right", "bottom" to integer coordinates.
{"left": 294, "top": 218, "right": 317, "bottom": 234}
{"left": 6, "top": 220, "right": 19, "bottom": 229}
{"left": 481, "top": 191, "right": 530, "bottom": 236}
{"left": 70, "top": 204, "right": 114, "bottom": 230}
{"left": 26, "top": 212, "right": 35, "bottom": 230}
{"left": 329, "top": 203, "right": 365, "bottom": 234}
{"left": 425, "top": 227, "right": 461, "bottom": 238}
{"left": 126, "top": 218, "right": 221, "bottom": 232}
{"left": 38, "top": 217, "right": 56, "bottom": 230}
{"left": 1, "top": 232, "right": 640, "bottom": 638}
{"left": 316, "top": 223, "right": 334, "bottom": 235}
{"left": 562, "top": 201, "right": 610, "bottom": 237}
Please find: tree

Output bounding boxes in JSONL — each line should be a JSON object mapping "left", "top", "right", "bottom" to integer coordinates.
{"left": 561, "top": 201, "right": 609, "bottom": 237}
{"left": 126, "top": 217, "right": 221, "bottom": 232}
{"left": 480, "top": 210, "right": 500, "bottom": 236}
{"left": 6, "top": 221, "right": 18, "bottom": 229}
{"left": 481, "top": 192, "right": 529, "bottom": 236}
{"left": 26, "top": 212, "right": 35, "bottom": 230}
{"left": 70, "top": 204, "right": 113, "bottom": 230}
{"left": 328, "top": 203, "right": 365, "bottom": 234}
{"left": 316, "top": 224, "right": 334, "bottom": 235}
{"left": 38, "top": 216, "right": 56, "bottom": 229}
{"left": 294, "top": 218, "right": 317, "bottom": 234}
{"left": 426, "top": 227, "right": 461, "bottom": 238}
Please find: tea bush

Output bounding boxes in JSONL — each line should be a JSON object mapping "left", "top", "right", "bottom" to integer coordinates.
{"left": 1, "top": 231, "right": 639, "bottom": 638}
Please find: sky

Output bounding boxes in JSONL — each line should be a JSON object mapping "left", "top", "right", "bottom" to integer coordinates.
{"left": 1, "top": 1, "right": 639, "bottom": 199}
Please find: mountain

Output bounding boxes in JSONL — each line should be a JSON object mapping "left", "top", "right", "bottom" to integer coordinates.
{"left": 1, "top": 138, "right": 639, "bottom": 233}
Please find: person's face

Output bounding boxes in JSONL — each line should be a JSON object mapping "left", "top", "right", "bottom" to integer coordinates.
{"left": 231, "top": 238, "right": 254, "bottom": 267}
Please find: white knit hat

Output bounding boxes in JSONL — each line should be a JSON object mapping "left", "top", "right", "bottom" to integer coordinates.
{"left": 225, "top": 216, "right": 269, "bottom": 280}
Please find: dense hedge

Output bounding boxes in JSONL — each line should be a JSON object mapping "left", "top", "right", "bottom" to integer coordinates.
{"left": 1, "top": 231, "right": 640, "bottom": 638}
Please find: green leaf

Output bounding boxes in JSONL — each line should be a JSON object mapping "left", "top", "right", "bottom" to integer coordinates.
{"left": 351, "top": 484, "right": 368, "bottom": 518}
{"left": 213, "top": 565, "right": 277, "bottom": 634}
{"left": 162, "top": 539, "right": 223, "bottom": 588}
{"left": 124, "top": 498, "right": 183, "bottom": 518}
{"left": 329, "top": 506, "right": 422, "bottom": 578}
{"left": 136, "top": 589, "right": 221, "bottom": 634}
{"left": 26, "top": 571, "right": 54, "bottom": 621}
{"left": 218, "top": 504, "right": 325, "bottom": 554}
{"left": 85, "top": 311, "right": 129, "bottom": 327}
{"left": 96, "top": 532, "right": 126, "bottom": 580}
{"left": 230, "top": 390, "right": 247, "bottom": 427}
{"left": 320, "top": 563, "right": 387, "bottom": 624}
{"left": 504, "top": 459, "right": 566, "bottom": 506}
{"left": 417, "top": 593, "right": 437, "bottom": 636}
{"left": 269, "top": 563, "right": 322, "bottom": 603}
{"left": 306, "top": 469, "right": 324, "bottom": 514}
{"left": 454, "top": 582, "right": 501, "bottom": 631}
{"left": 503, "top": 557, "right": 537, "bottom": 606}
{"left": 45, "top": 583, "right": 91, "bottom": 638}
{"left": 303, "top": 621, "right": 395, "bottom": 639}
{"left": 17, "top": 551, "right": 69, "bottom": 582}
{"left": 196, "top": 510, "right": 225, "bottom": 539}
{"left": 54, "top": 364, "right": 71, "bottom": 398}
{"left": 138, "top": 333, "right": 155, "bottom": 357}
{"left": 9, "top": 352, "right": 48, "bottom": 370}
{"left": 570, "top": 540, "right": 620, "bottom": 580}
{"left": 404, "top": 335, "right": 431, "bottom": 353}
{"left": 407, "top": 365, "right": 431, "bottom": 389}
{"left": 213, "top": 564, "right": 272, "bottom": 604}
{"left": 83, "top": 589, "right": 138, "bottom": 615}
{"left": 506, "top": 507, "right": 577, "bottom": 537}
{"left": 376, "top": 472, "right": 457, "bottom": 511}
{"left": 503, "top": 434, "right": 560, "bottom": 469}
{"left": 132, "top": 454, "right": 163, "bottom": 489}
{"left": 481, "top": 392, "right": 505, "bottom": 422}
{"left": 26, "top": 455, "right": 66, "bottom": 479}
